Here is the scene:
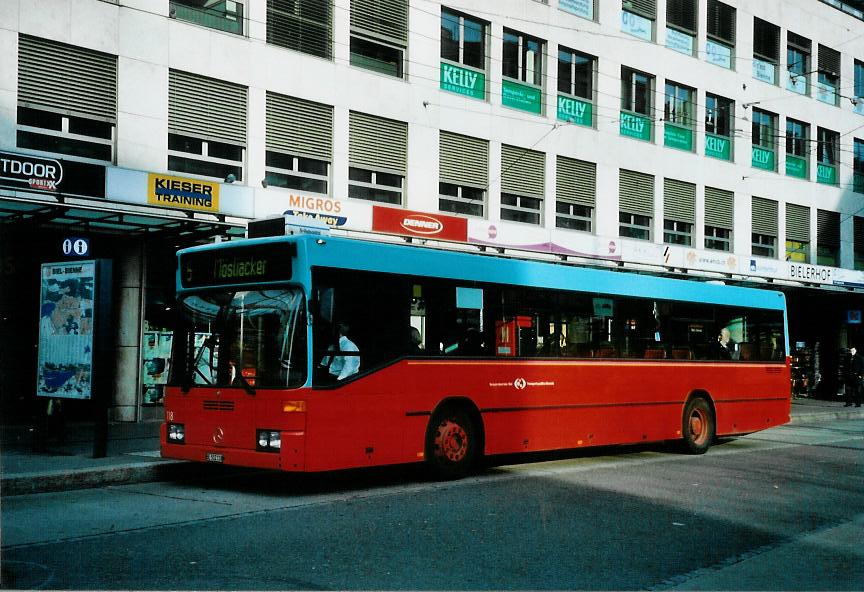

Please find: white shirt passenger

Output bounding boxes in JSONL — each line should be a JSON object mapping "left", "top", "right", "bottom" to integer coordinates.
{"left": 323, "top": 335, "right": 360, "bottom": 381}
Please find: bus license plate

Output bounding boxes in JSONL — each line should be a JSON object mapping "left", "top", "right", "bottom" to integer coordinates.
{"left": 206, "top": 452, "right": 224, "bottom": 463}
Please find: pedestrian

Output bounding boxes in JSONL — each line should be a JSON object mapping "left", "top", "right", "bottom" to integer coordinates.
{"left": 844, "top": 345, "right": 864, "bottom": 408}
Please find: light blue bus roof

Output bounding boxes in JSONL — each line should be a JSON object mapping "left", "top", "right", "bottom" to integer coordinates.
{"left": 178, "top": 234, "right": 787, "bottom": 311}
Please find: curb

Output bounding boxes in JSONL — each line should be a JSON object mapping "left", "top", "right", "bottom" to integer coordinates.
{"left": 1, "top": 460, "right": 194, "bottom": 496}
{"left": 788, "top": 408, "right": 864, "bottom": 425}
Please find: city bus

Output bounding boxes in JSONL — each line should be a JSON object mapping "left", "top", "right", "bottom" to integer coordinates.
{"left": 162, "top": 223, "right": 790, "bottom": 479}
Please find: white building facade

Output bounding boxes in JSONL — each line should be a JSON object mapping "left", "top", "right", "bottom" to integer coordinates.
{"left": 2, "top": 0, "right": 864, "bottom": 421}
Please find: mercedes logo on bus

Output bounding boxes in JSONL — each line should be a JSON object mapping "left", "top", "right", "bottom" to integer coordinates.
{"left": 212, "top": 427, "right": 225, "bottom": 444}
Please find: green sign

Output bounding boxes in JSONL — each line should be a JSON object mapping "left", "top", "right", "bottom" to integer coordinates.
{"left": 705, "top": 133, "right": 731, "bottom": 161}
{"left": 440, "top": 62, "right": 485, "bottom": 100}
{"left": 557, "top": 95, "right": 592, "bottom": 126}
{"left": 752, "top": 146, "right": 775, "bottom": 171}
{"left": 786, "top": 155, "right": 808, "bottom": 179}
{"left": 620, "top": 111, "right": 652, "bottom": 141}
{"left": 817, "top": 163, "right": 837, "bottom": 185}
{"left": 502, "top": 79, "right": 542, "bottom": 114}
{"left": 664, "top": 123, "right": 693, "bottom": 151}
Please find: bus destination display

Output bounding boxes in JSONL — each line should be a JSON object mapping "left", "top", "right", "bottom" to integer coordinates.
{"left": 180, "top": 243, "right": 295, "bottom": 288}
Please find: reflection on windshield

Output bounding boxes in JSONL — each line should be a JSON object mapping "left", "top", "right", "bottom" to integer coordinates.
{"left": 173, "top": 289, "right": 307, "bottom": 389}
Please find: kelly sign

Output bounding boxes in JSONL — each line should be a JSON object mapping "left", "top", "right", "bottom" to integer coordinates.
{"left": 440, "top": 62, "right": 485, "bottom": 100}
{"left": 372, "top": 206, "right": 468, "bottom": 242}
{"left": 557, "top": 95, "right": 592, "bottom": 126}
{"left": 705, "top": 134, "right": 731, "bottom": 161}
{"left": 620, "top": 112, "right": 652, "bottom": 142}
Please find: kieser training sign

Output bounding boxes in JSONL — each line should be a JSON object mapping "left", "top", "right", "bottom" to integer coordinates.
{"left": 147, "top": 173, "right": 220, "bottom": 213}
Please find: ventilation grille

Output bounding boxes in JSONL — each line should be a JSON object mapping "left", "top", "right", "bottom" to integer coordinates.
{"left": 203, "top": 400, "right": 235, "bottom": 411}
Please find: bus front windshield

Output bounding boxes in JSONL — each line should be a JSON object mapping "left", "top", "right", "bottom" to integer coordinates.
{"left": 172, "top": 289, "right": 307, "bottom": 390}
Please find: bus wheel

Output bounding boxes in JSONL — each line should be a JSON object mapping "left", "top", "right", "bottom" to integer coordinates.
{"left": 682, "top": 397, "right": 715, "bottom": 454}
{"left": 426, "top": 408, "right": 478, "bottom": 480}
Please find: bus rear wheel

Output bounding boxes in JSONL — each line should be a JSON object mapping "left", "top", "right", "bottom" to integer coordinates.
{"left": 426, "top": 407, "right": 478, "bottom": 480}
{"left": 682, "top": 397, "right": 715, "bottom": 454}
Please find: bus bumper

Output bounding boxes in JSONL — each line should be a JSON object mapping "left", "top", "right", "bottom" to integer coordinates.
{"left": 161, "top": 430, "right": 306, "bottom": 471}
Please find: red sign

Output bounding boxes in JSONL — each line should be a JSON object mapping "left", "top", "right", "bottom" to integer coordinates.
{"left": 372, "top": 206, "right": 468, "bottom": 242}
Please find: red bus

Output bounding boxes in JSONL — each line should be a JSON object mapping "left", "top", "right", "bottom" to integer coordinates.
{"left": 162, "top": 227, "right": 790, "bottom": 478}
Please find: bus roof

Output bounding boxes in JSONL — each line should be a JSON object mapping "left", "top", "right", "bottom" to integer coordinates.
{"left": 178, "top": 234, "right": 787, "bottom": 311}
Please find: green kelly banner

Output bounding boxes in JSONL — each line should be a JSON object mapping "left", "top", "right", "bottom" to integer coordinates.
{"left": 557, "top": 95, "right": 592, "bottom": 126}
{"left": 817, "top": 163, "right": 837, "bottom": 185}
{"left": 786, "top": 155, "right": 808, "bottom": 179}
{"left": 664, "top": 123, "right": 693, "bottom": 151}
{"left": 440, "top": 62, "right": 485, "bottom": 100}
{"left": 502, "top": 79, "right": 542, "bottom": 114}
{"left": 752, "top": 146, "right": 775, "bottom": 171}
{"left": 620, "top": 111, "right": 652, "bottom": 141}
{"left": 705, "top": 133, "right": 731, "bottom": 161}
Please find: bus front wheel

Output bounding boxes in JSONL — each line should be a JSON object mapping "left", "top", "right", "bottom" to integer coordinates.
{"left": 426, "top": 407, "right": 478, "bottom": 480}
{"left": 681, "top": 396, "right": 715, "bottom": 454}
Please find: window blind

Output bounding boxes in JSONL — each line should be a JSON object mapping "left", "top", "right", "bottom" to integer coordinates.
{"left": 753, "top": 18, "right": 780, "bottom": 62}
{"left": 556, "top": 156, "right": 596, "bottom": 207}
{"left": 619, "top": 169, "right": 654, "bottom": 217}
{"left": 169, "top": 70, "right": 247, "bottom": 145}
{"left": 752, "top": 196, "right": 778, "bottom": 236}
{"left": 626, "top": 0, "right": 657, "bottom": 19}
{"left": 667, "top": 0, "right": 697, "bottom": 33}
{"left": 266, "top": 92, "right": 333, "bottom": 161}
{"left": 439, "top": 131, "right": 488, "bottom": 188}
{"left": 817, "top": 209, "right": 840, "bottom": 247}
{"left": 663, "top": 179, "right": 696, "bottom": 223}
{"left": 18, "top": 34, "right": 117, "bottom": 122}
{"left": 351, "top": 0, "right": 408, "bottom": 45}
{"left": 818, "top": 44, "right": 841, "bottom": 76}
{"left": 704, "top": 187, "right": 734, "bottom": 229}
{"left": 501, "top": 144, "right": 545, "bottom": 199}
{"left": 707, "top": 0, "right": 735, "bottom": 45}
{"left": 786, "top": 203, "right": 810, "bottom": 242}
{"left": 349, "top": 111, "right": 408, "bottom": 175}
{"left": 267, "top": 0, "right": 332, "bottom": 59}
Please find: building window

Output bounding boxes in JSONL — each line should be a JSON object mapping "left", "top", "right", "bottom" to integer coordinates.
{"left": 620, "top": 67, "right": 654, "bottom": 141}
{"left": 786, "top": 32, "right": 811, "bottom": 95}
{"left": 350, "top": 0, "right": 408, "bottom": 78}
{"left": 348, "top": 111, "right": 407, "bottom": 205}
{"left": 556, "top": 156, "right": 595, "bottom": 232}
{"left": 666, "top": 0, "right": 697, "bottom": 56}
{"left": 619, "top": 169, "right": 654, "bottom": 240}
{"left": 170, "top": 0, "right": 244, "bottom": 35}
{"left": 854, "top": 138, "right": 864, "bottom": 193}
{"left": 502, "top": 29, "right": 545, "bottom": 113}
{"left": 440, "top": 8, "right": 487, "bottom": 100}
{"left": 439, "top": 131, "right": 488, "bottom": 217}
{"left": 621, "top": 0, "right": 656, "bottom": 41}
{"left": 663, "top": 179, "right": 695, "bottom": 246}
{"left": 785, "top": 118, "right": 809, "bottom": 179}
{"left": 16, "top": 35, "right": 117, "bottom": 164}
{"left": 706, "top": 0, "right": 735, "bottom": 68}
{"left": 817, "top": 127, "right": 839, "bottom": 185}
{"left": 267, "top": 0, "right": 332, "bottom": 59}
{"left": 752, "top": 17, "right": 780, "bottom": 84}
{"left": 751, "top": 108, "right": 777, "bottom": 171}
{"left": 855, "top": 60, "right": 864, "bottom": 108}
{"left": 854, "top": 216, "right": 864, "bottom": 271}
{"left": 816, "top": 44, "right": 841, "bottom": 105}
{"left": 785, "top": 203, "right": 810, "bottom": 263}
{"left": 501, "top": 144, "right": 545, "bottom": 225}
{"left": 265, "top": 93, "right": 332, "bottom": 195}
{"left": 557, "top": 47, "right": 595, "bottom": 126}
{"left": 752, "top": 196, "right": 778, "bottom": 258}
{"left": 704, "top": 186, "right": 733, "bottom": 251}
{"left": 663, "top": 220, "right": 693, "bottom": 245}
{"left": 168, "top": 70, "right": 247, "bottom": 181}
{"left": 705, "top": 93, "right": 733, "bottom": 161}
{"left": 817, "top": 209, "right": 840, "bottom": 266}
{"left": 705, "top": 226, "right": 732, "bottom": 251}
{"left": 664, "top": 81, "right": 695, "bottom": 151}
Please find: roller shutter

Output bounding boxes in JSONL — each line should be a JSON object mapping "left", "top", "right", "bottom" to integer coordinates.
{"left": 349, "top": 111, "right": 408, "bottom": 175}
{"left": 501, "top": 144, "right": 545, "bottom": 199}
{"left": 752, "top": 196, "right": 778, "bottom": 236}
{"left": 704, "top": 187, "right": 734, "bottom": 228}
{"left": 439, "top": 131, "right": 488, "bottom": 188}
{"left": 707, "top": 0, "right": 735, "bottom": 45}
{"left": 785, "top": 203, "right": 810, "bottom": 242}
{"left": 169, "top": 70, "right": 247, "bottom": 145}
{"left": 817, "top": 209, "right": 840, "bottom": 248}
{"left": 556, "top": 156, "right": 596, "bottom": 207}
{"left": 619, "top": 169, "right": 654, "bottom": 217}
{"left": 266, "top": 93, "right": 333, "bottom": 161}
{"left": 350, "top": 0, "right": 408, "bottom": 45}
{"left": 663, "top": 179, "right": 696, "bottom": 223}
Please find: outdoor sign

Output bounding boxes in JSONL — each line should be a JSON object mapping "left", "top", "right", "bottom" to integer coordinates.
{"left": 786, "top": 155, "right": 808, "bottom": 179}
{"left": 664, "top": 123, "right": 693, "bottom": 151}
{"left": 502, "top": 79, "right": 542, "bottom": 114}
{"left": 752, "top": 146, "right": 775, "bottom": 171}
{"left": 0, "top": 150, "right": 105, "bottom": 197}
{"left": 440, "top": 62, "right": 485, "bottom": 100}
{"left": 666, "top": 29, "right": 694, "bottom": 56}
{"left": 372, "top": 206, "right": 468, "bottom": 242}
{"left": 817, "top": 163, "right": 837, "bottom": 185}
{"left": 37, "top": 261, "right": 96, "bottom": 399}
{"left": 62, "top": 237, "right": 90, "bottom": 257}
{"left": 787, "top": 262, "right": 833, "bottom": 285}
{"left": 705, "top": 40, "right": 732, "bottom": 69}
{"left": 147, "top": 172, "right": 220, "bottom": 213}
{"left": 620, "top": 112, "right": 652, "bottom": 141}
{"left": 621, "top": 10, "right": 652, "bottom": 41}
{"left": 752, "top": 59, "right": 776, "bottom": 84}
{"left": 705, "top": 133, "right": 732, "bottom": 161}
{"left": 557, "top": 95, "right": 593, "bottom": 127}
{"left": 559, "top": 0, "right": 593, "bottom": 19}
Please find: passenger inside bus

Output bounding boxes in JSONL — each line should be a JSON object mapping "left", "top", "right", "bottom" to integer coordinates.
{"left": 319, "top": 321, "right": 360, "bottom": 381}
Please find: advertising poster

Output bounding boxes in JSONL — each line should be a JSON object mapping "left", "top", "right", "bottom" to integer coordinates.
{"left": 36, "top": 261, "right": 96, "bottom": 399}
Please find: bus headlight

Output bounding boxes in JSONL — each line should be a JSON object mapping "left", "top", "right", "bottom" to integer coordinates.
{"left": 168, "top": 423, "right": 185, "bottom": 444}
{"left": 256, "top": 429, "right": 282, "bottom": 452}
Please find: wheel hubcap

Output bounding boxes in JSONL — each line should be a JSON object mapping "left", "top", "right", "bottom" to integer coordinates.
{"left": 689, "top": 409, "right": 707, "bottom": 445}
{"left": 434, "top": 419, "right": 468, "bottom": 463}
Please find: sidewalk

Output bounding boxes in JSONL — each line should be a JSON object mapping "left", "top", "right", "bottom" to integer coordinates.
{"left": 1, "top": 399, "right": 862, "bottom": 496}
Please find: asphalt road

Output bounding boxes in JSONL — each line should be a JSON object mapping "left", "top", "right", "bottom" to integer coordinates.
{"left": 2, "top": 419, "right": 863, "bottom": 590}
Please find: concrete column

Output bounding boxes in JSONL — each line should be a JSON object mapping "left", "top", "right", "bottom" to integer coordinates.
{"left": 111, "top": 241, "right": 144, "bottom": 422}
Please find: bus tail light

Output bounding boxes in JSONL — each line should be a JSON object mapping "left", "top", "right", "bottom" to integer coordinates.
{"left": 282, "top": 400, "right": 306, "bottom": 413}
{"left": 257, "top": 430, "right": 282, "bottom": 451}
{"left": 167, "top": 423, "right": 185, "bottom": 444}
